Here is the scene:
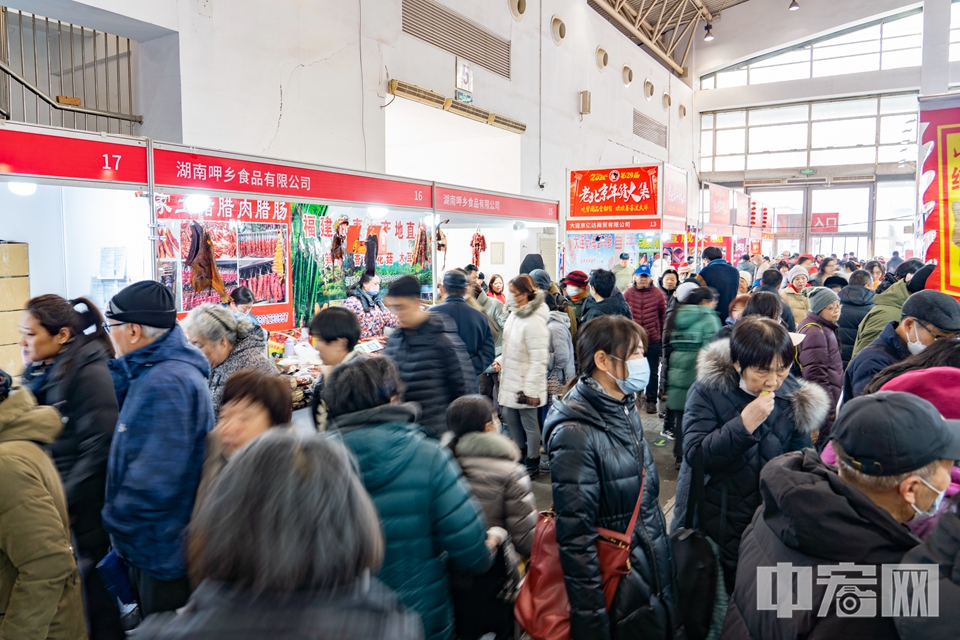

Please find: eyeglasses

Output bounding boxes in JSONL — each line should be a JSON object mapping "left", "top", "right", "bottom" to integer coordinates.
{"left": 102, "top": 321, "right": 128, "bottom": 333}
{"left": 918, "top": 321, "right": 956, "bottom": 341}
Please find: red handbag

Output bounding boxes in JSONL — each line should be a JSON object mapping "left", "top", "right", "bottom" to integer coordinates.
{"left": 515, "top": 469, "right": 645, "bottom": 640}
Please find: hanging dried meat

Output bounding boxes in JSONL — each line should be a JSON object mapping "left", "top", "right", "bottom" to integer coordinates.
{"left": 413, "top": 222, "right": 429, "bottom": 269}
{"left": 470, "top": 231, "right": 487, "bottom": 267}
{"left": 436, "top": 221, "right": 448, "bottom": 270}
{"left": 331, "top": 217, "right": 350, "bottom": 266}
{"left": 184, "top": 221, "right": 227, "bottom": 298}
{"left": 365, "top": 233, "right": 378, "bottom": 274}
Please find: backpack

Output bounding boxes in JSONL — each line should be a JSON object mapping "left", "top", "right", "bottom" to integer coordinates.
{"left": 669, "top": 450, "right": 728, "bottom": 640}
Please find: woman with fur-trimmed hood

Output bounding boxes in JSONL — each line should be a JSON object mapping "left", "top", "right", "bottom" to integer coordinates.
{"left": 671, "top": 318, "right": 830, "bottom": 595}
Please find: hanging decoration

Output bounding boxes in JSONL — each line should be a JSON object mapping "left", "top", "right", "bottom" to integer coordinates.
{"left": 365, "top": 229, "right": 379, "bottom": 274}
{"left": 330, "top": 217, "right": 350, "bottom": 269}
{"left": 436, "top": 219, "right": 450, "bottom": 270}
{"left": 470, "top": 227, "right": 488, "bottom": 267}
{"left": 185, "top": 221, "right": 227, "bottom": 299}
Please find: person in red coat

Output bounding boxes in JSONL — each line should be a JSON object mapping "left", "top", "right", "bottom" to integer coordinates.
{"left": 796, "top": 287, "right": 843, "bottom": 445}
{"left": 623, "top": 264, "right": 666, "bottom": 414}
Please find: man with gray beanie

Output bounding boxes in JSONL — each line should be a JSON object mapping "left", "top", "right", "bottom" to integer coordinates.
{"left": 432, "top": 269, "right": 494, "bottom": 377}
{"left": 843, "top": 288, "right": 960, "bottom": 403}
{"left": 101, "top": 280, "right": 214, "bottom": 616}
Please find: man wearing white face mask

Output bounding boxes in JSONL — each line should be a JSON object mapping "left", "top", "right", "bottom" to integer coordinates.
{"left": 560, "top": 270, "right": 592, "bottom": 326}
{"left": 723, "top": 392, "right": 960, "bottom": 640}
{"left": 842, "top": 289, "right": 960, "bottom": 404}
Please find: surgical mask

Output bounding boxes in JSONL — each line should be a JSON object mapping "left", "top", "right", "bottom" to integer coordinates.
{"left": 506, "top": 291, "right": 516, "bottom": 308}
{"left": 910, "top": 476, "right": 946, "bottom": 520}
{"left": 611, "top": 356, "right": 650, "bottom": 395}
{"left": 366, "top": 285, "right": 380, "bottom": 296}
{"left": 566, "top": 286, "right": 583, "bottom": 297}
{"left": 907, "top": 324, "right": 927, "bottom": 356}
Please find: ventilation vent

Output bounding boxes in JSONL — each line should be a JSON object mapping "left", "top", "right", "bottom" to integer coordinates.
{"left": 632, "top": 110, "right": 667, "bottom": 148}
{"left": 388, "top": 80, "right": 447, "bottom": 109}
{"left": 402, "top": 0, "right": 511, "bottom": 79}
{"left": 490, "top": 113, "right": 527, "bottom": 134}
{"left": 744, "top": 179, "right": 784, "bottom": 187}
{"left": 831, "top": 175, "right": 876, "bottom": 183}
{"left": 445, "top": 99, "right": 492, "bottom": 124}
{"left": 785, "top": 177, "right": 829, "bottom": 185}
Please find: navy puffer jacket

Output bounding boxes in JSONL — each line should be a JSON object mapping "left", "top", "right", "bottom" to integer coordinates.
{"left": 674, "top": 339, "right": 829, "bottom": 594}
{"left": 332, "top": 403, "right": 491, "bottom": 640}
{"left": 545, "top": 378, "right": 675, "bottom": 640}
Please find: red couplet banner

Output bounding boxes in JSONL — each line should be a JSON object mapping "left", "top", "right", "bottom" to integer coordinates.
{"left": 0, "top": 127, "right": 148, "bottom": 185}
{"left": 569, "top": 166, "right": 659, "bottom": 217}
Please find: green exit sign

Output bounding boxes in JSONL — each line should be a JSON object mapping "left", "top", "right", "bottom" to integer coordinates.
{"left": 799, "top": 168, "right": 816, "bottom": 175}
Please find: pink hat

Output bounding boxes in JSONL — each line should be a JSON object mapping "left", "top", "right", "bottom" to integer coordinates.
{"left": 880, "top": 367, "right": 960, "bottom": 419}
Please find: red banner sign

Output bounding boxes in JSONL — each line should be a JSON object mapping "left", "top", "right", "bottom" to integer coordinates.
{"left": 569, "top": 166, "right": 659, "bottom": 217}
{"left": 153, "top": 147, "right": 432, "bottom": 208}
{"left": 0, "top": 127, "right": 148, "bottom": 185}
{"left": 709, "top": 185, "right": 731, "bottom": 225}
{"left": 663, "top": 164, "right": 687, "bottom": 219}
{"left": 812, "top": 212, "right": 839, "bottom": 234}
{"left": 566, "top": 218, "right": 660, "bottom": 232}
{"left": 435, "top": 186, "right": 558, "bottom": 220}
{"left": 736, "top": 192, "right": 751, "bottom": 227}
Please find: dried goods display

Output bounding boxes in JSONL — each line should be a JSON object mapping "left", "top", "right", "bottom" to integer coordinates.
{"left": 184, "top": 221, "right": 227, "bottom": 297}
{"left": 182, "top": 261, "right": 237, "bottom": 311}
{"left": 240, "top": 259, "right": 286, "bottom": 304}
{"left": 180, "top": 221, "right": 236, "bottom": 260}
{"left": 156, "top": 227, "right": 180, "bottom": 259}
{"left": 239, "top": 228, "right": 278, "bottom": 257}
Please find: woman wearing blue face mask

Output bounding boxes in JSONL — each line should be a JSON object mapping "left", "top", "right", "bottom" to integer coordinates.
{"left": 543, "top": 315, "right": 676, "bottom": 640}
{"left": 344, "top": 271, "right": 400, "bottom": 340}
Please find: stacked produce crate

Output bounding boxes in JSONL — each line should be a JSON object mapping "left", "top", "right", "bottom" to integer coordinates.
{"left": 0, "top": 243, "right": 30, "bottom": 376}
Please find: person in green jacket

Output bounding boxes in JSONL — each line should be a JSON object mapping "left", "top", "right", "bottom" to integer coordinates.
{"left": 0, "top": 371, "right": 87, "bottom": 640}
{"left": 323, "top": 356, "right": 495, "bottom": 640}
{"left": 662, "top": 286, "right": 722, "bottom": 468}
{"left": 851, "top": 262, "right": 935, "bottom": 359}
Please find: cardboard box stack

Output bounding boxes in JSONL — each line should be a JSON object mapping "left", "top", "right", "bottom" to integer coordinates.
{"left": 0, "top": 243, "right": 29, "bottom": 376}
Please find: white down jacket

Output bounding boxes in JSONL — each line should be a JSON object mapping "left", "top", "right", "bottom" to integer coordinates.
{"left": 496, "top": 291, "right": 550, "bottom": 409}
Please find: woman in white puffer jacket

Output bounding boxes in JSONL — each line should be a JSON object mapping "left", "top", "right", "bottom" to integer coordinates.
{"left": 493, "top": 274, "right": 550, "bottom": 477}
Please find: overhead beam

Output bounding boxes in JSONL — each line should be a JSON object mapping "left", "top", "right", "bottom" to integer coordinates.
{"left": 592, "top": 0, "right": 685, "bottom": 74}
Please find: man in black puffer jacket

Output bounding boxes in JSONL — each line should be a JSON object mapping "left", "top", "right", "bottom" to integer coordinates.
{"left": 674, "top": 328, "right": 830, "bottom": 594}
{"left": 384, "top": 276, "right": 477, "bottom": 437}
{"left": 432, "top": 270, "right": 494, "bottom": 377}
{"left": 836, "top": 270, "right": 875, "bottom": 367}
{"left": 544, "top": 327, "right": 674, "bottom": 640}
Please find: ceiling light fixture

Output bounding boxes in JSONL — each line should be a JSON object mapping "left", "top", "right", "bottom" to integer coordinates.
{"left": 789, "top": 0, "right": 800, "bottom": 10}
{"left": 703, "top": 24, "right": 715, "bottom": 42}
{"left": 368, "top": 207, "right": 388, "bottom": 219}
{"left": 7, "top": 182, "right": 37, "bottom": 196}
{"left": 184, "top": 194, "right": 212, "bottom": 214}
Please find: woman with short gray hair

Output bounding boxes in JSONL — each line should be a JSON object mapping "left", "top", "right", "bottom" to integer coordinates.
{"left": 134, "top": 431, "right": 423, "bottom": 639}
{"left": 182, "top": 304, "right": 277, "bottom": 417}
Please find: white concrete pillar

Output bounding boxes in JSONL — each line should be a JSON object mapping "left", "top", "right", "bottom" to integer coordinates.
{"left": 921, "top": 0, "right": 952, "bottom": 95}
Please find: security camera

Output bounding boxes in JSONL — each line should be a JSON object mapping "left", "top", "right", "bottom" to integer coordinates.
{"left": 538, "top": 177, "right": 548, "bottom": 189}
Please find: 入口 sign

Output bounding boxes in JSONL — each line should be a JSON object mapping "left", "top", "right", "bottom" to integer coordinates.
{"left": 812, "top": 213, "right": 840, "bottom": 234}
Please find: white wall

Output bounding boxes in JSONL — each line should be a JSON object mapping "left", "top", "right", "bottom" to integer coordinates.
{"left": 385, "top": 98, "right": 522, "bottom": 193}
{"left": 13, "top": 0, "right": 698, "bottom": 216}
{"left": 0, "top": 183, "right": 66, "bottom": 297}
{"left": 443, "top": 225, "right": 529, "bottom": 285}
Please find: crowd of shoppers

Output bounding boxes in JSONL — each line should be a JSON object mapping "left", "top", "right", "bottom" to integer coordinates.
{"left": 10, "top": 247, "right": 960, "bottom": 640}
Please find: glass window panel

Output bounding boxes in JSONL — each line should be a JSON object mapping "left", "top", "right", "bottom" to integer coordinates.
{"left": 877, "top": 144, "right": 918, "bottom": 164}
{"left": 700, "top": 75, "right": 716, "bottom": 90}
{"left": 749, "top": 62, "right": 811, "bottom": 85}
{"left": 953, "top": 3, "right": 960, "bottom": 27}
{"left": 749, "top": 123, "right": 808, "bottom": 152}
{"left": 812, "top": 118, "right": 877, "bottom": 148}
{"left": 882, "top": 34, "right": 923, "bottom": 51}
{"left": 952, "top": 42, "right": 960, "bottom": 62}
{"left": 751, "top": 48, "right": 812, "bottom": 68}
{"left": 812, "top": 40, "right": 881, "bottom": 60}
{"left": 811, "top": 99, "right": 877, "bottom": 120}
{"left": 881, "top": 13, "right": 923, "bottom": 38}
{"left": 879, "top": 114, "right": 917, "bottom": 144}
{"left": 820, "top": 25, "right": 881, "bottom": 46}
{"left": 880, "top": 94, "right": 918, "bottom": 114}
{"left": 747, "top": 151, "right": 809, "bottom": 170}
{"left": 716, "top": 111, "right": 746, "bottom": 128}
{"left": 716, "top": 69, "right": 748, "bottom": 88}
{"left": 953, "top": 28, "right": 960, "bottom": 44}
{"left": 716, "top": 128, "right": 745, "bottom": 154}
{"left": 748, "top": 105, "right": 809, "bottom": 126}
{"left": 714, "top": 155, "right": 745, "bottom": 171}
{"left": 701, "top": 130, "right": 714, "bottom": 156}
{"left": 882, "top": 48, "right": 922, "bottom": 70}
{"left": 700, "top": 157, "right": 713, "bottom": 173}
{"left": 812, "top": 187, "right": 870, "bottom": 233}
{"left": 809, "top": 147, "right": 877, "bottom": 166}
{"left": 874, "top": 181, "right": 917, "bottom": 258}
{"left": 701, "top": 113, "right": 714, "bottom": 129}
{"left": 812, "top": 54, "right": 880, "bottom": 76}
